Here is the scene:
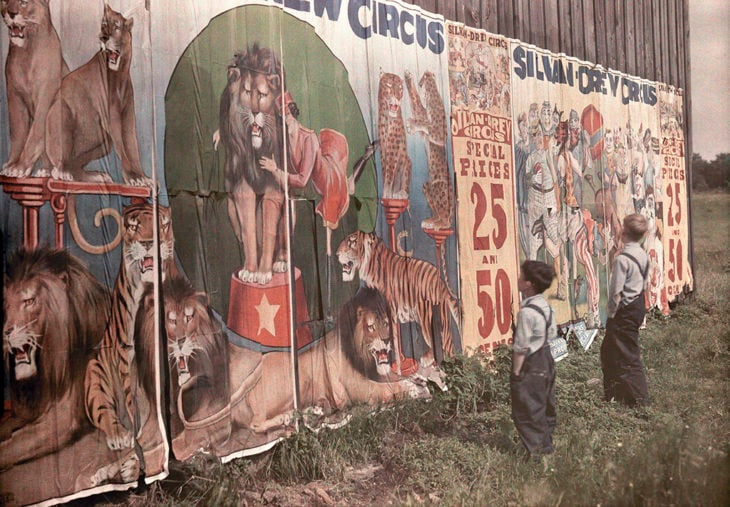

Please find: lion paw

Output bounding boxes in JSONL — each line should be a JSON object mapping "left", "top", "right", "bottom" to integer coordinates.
{"left": 118, "top": 452, "right": 140, "bottom": 483}
{"left": 237, "top": 268, "right": 256, "bottom": 283}
{"left": 256, "top": 270, "right": 272, "bottom": 285}
{"left": 1, "top": 161, "right": 33, "bottom": 178}
{"left": 272, "top": 261, "right": 288, "bottom": 273}
{"left": 51, "top": 167, "right": 74, "bottom": 181}
{"left": 418, "top": 360, "right": 448, "bottom": 392}
{"left": 401, "top": 378, "right": 431, "bottom": 400}
{"left": 126, "top": 174, "right": 154, "bottom": 187}
{"left": 105, "top": 425, "right": 135, "bottom": 450}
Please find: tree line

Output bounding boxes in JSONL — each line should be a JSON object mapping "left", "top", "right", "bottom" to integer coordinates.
{"left": 692, "top": 153, "right": 730, "bottom": 190}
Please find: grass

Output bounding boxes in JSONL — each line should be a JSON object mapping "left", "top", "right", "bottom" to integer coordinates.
{"left": 87, "top": 191, "right": 730, "bottom": 506}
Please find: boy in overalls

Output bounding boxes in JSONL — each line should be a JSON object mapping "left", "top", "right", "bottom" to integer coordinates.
{"left": 601, "top": 213, "right": 650, "bottom": 406}
{"left": 511, "top": 260, "right": 558, "bottom": 458}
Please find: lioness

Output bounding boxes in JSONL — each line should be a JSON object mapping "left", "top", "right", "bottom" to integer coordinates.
{"left": 45, "top": 4, "right": 151, "bottom": 186}
{"left": 0, "top": 0, "right": 68, "bottom": 177}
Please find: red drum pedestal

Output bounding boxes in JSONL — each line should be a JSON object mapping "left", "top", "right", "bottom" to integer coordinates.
{"left": 381, "top": 198, "right": 408, "bottom": 251}
{"left": 227, "top": 268, "right": 312, "bottom": 349}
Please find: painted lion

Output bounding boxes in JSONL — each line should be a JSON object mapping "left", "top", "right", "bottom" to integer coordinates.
{"left": 339, "top": 287, "right": 398, "bottom": 381}
{"left": 218, "top": 43, "right": 287, "bottom": 285}
{"left": 169, "top": 292, "right": 429, "bottom": 449}
{"left": 157, "top": 276, "right": 229, "bottom": 436}
{"left": 0, "top": 248, "right": 109, "bottom": 470}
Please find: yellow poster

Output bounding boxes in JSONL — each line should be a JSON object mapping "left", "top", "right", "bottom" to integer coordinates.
{"left": 448, "top": 24, "right": 519, "bottom": 353}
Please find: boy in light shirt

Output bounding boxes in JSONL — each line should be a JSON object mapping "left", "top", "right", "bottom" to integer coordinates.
{"left": 601, "top": 213, "right": 650, "bottom": 406}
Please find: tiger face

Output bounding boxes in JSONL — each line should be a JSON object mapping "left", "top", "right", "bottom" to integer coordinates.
{"left": 123, "top": 204, "right": 173, "bottom": 285}
{"left": 1, "top": 0, "right": 48, "bottom": 48}
{"left": 336, "top": 231, "right": 370, "bottom": 282}
{"left": 356, "top": 307, "right": 394, "bottom": 377}
{"left": 165, "top": 293, "right": 207, "bottom": 387}
{"left": 379, "top": 72, "right": 403, "bottom": 119}
{"left": 99, "top": 4, "right": 133, "bottom": 72}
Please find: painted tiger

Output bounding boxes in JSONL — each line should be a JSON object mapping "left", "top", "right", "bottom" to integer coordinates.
{"left": 84, "top": 203, "right": 175, "bottom": 454}
{"left": 336, "top": 230, "right": 460, "bottom": 367}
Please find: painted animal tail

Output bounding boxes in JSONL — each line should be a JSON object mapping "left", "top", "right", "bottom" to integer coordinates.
{"left": 68, "top": 195, "right": 123, "bottom": 254}
{"left": 349, "top": 139, "right": 379, "bottom": 193}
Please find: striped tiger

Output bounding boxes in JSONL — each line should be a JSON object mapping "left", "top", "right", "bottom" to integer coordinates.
{"left": 336, "top": 230, "right": 460, "bottom": 366}
{"left": 84, "top": 203, "right": 175, "bottom": 451}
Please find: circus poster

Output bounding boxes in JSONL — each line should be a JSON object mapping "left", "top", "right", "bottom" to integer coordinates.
{"left": 160, "top": 0, "right": 458, "bottom": 467}
{"left": 658, "top": 85, "right": 693, "bottom": 303}
{"left": 509, "top": 41, "right": 663, "bottom": 330}
{"left": 447, "top": 23, "right": 518, "bottom": 354}
{"left": 0, "top": 1, "right": 168, "bottom": 505}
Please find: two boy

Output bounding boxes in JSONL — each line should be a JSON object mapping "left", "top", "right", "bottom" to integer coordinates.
{"left": 510, "top": 213, "right": 650, "bottom": 457}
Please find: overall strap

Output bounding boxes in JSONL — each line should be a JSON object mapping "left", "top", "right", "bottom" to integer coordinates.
{"left": 621, "top": 252, "right": 649, "bottom": 280}
{"left": 524, "top": 303, "right": 553, "bottom": 348}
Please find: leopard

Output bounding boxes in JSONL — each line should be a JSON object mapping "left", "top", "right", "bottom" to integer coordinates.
{"left": 377, "top": 71, "right": 411, "bottom": 200}
{"left": 405, "top": 70, "right": 453, "bottom": 230}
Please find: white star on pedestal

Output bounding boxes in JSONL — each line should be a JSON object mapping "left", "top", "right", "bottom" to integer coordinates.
{"left": 255, "top": 294, "right": 280, "bottom": 337}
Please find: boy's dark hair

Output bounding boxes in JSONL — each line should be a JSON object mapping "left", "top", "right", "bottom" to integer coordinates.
{"left": 623, "top": 213, "right": 648, "bottom": 242}
{"left": 521, "top": 260, "right": 556, "bottom": 293}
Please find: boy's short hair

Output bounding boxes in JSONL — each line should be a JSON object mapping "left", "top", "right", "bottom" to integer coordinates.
{"left": 521, "top": 260, "right": 556, "bottom": 293}
{"left": 623, "top": 213, "right": 648, "bottom": 242}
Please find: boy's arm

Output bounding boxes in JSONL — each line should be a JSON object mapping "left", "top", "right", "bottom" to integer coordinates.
{"left": 511, "top": 309, "right": 531, "bottom": 376}
{"left": 512, "top": 351, "right": 526, "bottom": 376}
{"left": 607, "top": 256, "right": 627, "bottom": 318}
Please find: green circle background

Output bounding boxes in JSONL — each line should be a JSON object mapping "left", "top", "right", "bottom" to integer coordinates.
{"left": 164, "top": 5, "right": 376, "bottom": 320}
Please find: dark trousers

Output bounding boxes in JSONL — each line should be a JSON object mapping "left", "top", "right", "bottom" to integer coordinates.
{"left": 601, "top": 295, "right": 649, "bottom": 406}
{"left": 511, "top": 346, "right": 556, "bottom": 456}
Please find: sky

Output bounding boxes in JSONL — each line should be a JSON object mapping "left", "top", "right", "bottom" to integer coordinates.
{"left": 689, "top": 1, "right": 730, "bottom": 160}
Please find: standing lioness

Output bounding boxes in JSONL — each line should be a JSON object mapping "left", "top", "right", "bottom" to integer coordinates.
{"left": 1, "top": 0, "right": 68, "bottom": 178}
{"left": 45, "top": 4, "right": 151, "bottom": 186}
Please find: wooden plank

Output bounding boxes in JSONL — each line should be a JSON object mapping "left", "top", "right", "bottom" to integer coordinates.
{"left": 645, "top": 0, "right": 656, "bottom": 80}
{"left": 675, "top": 0, "right": 686, "bottom": 89}
{"left": 453, "top": 0, "right": 466, "bottom": 23}
{"left": 667, "top": 0, "right": 679, "bottom": 86}
{"left": 529, "top": 0, "right": 547, "bottom": 49}
{"left": 604, "top": 1, "right": 616, "bottom": 70}
{"left": 438, "top": 0, "right": 456, "bottom": 23}
{"left": 515, "top": 0, "right": 530, "bottom": 43}
{"left": 544, "top": 0, "right": 560, "bottom": 53}
{"left": 558, "top": 1, "right": 572, "bottom": 55}
{"left": 624, "top": 0, "right": 636, "bottom": 76}
{"left": 614, "top": 1, "right": 626, "bottom": 73}
{"left": 583, "top": 0, "right": 597, "bottom": 63}
{"left": 483, "top": 0, "right": 498, "bottom": 32}
{"left": 570, "top": 0, "right": 585, "bottom": 60}
{"left": 634, "top": 0, "right": 645, "bottom": 77}
{"left": 417, "top": 0, "right": 436, "bottom": 13}
{"left": 652, "top": 0, "right": 664, "bottom": 81}
{"left": 497, "top": 1, "right": 515, "bottom": 38}
{"left": 593, "top": 0, "right": 607, "bottom": 67}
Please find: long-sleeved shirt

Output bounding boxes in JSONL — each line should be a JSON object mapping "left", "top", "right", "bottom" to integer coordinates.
{"left": 607, "top": 241, "right": 648, "bottom": 318}
{"left": 513, "top": 293, "right": 557, "bottom": 356}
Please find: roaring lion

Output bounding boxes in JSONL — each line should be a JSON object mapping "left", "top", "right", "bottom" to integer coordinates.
{"left": 339, "top": 287, "right": 398, "bottom": 381}
{"left": 0, "top": 0, "right": 68, "bottom": 177}
{"left": 44, "top": 4, "right": 151, "bottom": 186}
{"left": 157, "top": 276, "right": 229, "bottom": 436}
{"left": 0, "top": 248, "right": 110, "bottom": 470}
{"left": 218, "top": 43, "right": 287, "bottom": 285}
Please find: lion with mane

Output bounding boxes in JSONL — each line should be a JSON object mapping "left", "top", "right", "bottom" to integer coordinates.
{"left": 154, "top": 276, "right": 229, "bottom": 438}
{"left": 219, "top": 43, "right": 287, "bottom": 285}
{"left": 339, "top": 287, "right": 398, "bottom": 381}
{"left": 1, "top": 247, "right": 109, "bottom": 470}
